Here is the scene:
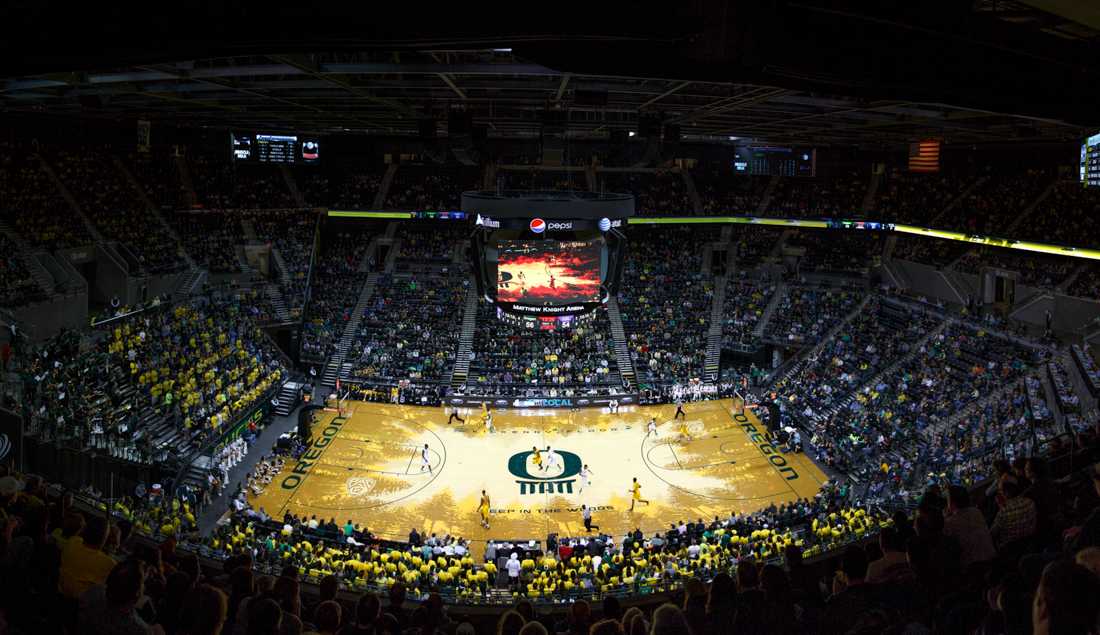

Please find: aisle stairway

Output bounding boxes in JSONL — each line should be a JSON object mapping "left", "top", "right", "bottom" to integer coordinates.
{"left": 274, "top": 381, "right": 302, "bottom": 416}
{"left": 753, "top": 282, "right": 787, "bottom": 338}
{"left": 374, "top": 164, "right": 398, "bottom": 208}
{"left": 605, "top": 297, "right": 637, "bottom": 390}
{"left": 860, "top": 170, "right": 882, "bottom": 213}
{"left": 174, "top": 268, "right": 206, "bottom": 299}
{"left": 929, "top": 176, "right": 986, "bottom": 226}
{"left": 1006, "top": 178, "right": 1060, "bottom": 235}
{"left": 264, "top": 284, "right": 291, "bottom": 322}
{"left": 704, "top": 276, "right": 727, "bottom": 382}
{"left": 757, "top": 175, "right": 781, "bottom": 213}
{"left": 281, "top": 165, "right": 307, "bottom": 207}
{"left": 173, "top": 155, "right": 198, "bottom": 209}
{"left": 448, "top": 281, "right": 480, "bottom": 390}
{"left": 682, "top": 169, "right": 703, "bottom": 215}
{"left": 321, "top": 272, "right": 380, "bottom": 388}
{"left": 35, "top": 153, "right": 104, "bottom": 242}
{"left": 0, "top": 219, "right": 56, "bottom": 296}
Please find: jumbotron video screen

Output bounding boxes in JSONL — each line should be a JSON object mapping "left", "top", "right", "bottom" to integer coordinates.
{"left": 496, "top": 240, "right": 602, "bottom": 305}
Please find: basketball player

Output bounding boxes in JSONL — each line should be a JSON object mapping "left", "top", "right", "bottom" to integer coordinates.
{"left": 478, "top": 490, "right": 491, "bottom": 529}
{"left": 420, "top": 444, "right": 432, "bottom": 473}
{"left": 629, "top": 477, "right": 649, "bottom": 512}
{"left": 673, "top": 397, "right": 686, "bottom": 420}
{"left": 579, "top": 464, "right": 593, "bottom": 492}
{"left": 483, "top": 410, "right": 495, "bottom": 433}
{"left": 544, "top": 446, "right": 561, "bottom": 473}
{"left": 647, "top": 417, "right": 658, "bottom": 437}
{"left": 678, "top": 420, "right": 693, "bottom": 443}
{"left": 446, "top": 406, "right": 465, "bottom": 425}
{"left": 608, "top": 399, "right": 619, "bottom": 415}
{"left": 531, "top": 446, "right": 544, "bottom": 472}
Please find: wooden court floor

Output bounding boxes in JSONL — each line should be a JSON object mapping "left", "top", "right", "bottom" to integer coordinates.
{"left": 249, "top": 399, "right": 828, "bottom": 550}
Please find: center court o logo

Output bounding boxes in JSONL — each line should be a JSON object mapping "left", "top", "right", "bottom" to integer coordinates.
{"left": 507, "top": 449, "right": 582, "bottom": 495}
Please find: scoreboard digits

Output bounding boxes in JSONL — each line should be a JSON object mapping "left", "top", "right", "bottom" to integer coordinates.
{"left": 231, "top": 132, "right": 320, "bottom": 164}
{"left": 1081, "top": 132, "right": 1100, "bottom": 187}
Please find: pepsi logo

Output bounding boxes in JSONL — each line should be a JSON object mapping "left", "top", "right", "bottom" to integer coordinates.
{"left": 530, "top": 218, "right": 546, "bottom": 233}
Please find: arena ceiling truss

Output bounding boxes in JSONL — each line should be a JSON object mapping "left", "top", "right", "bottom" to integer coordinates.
{"left": 0, "top": 49, "right": 1085, "bottom": 147}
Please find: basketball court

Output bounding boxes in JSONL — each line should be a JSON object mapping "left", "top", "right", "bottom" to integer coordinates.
{"left": 249, "top": 398, "right": 828, "bottom": 552}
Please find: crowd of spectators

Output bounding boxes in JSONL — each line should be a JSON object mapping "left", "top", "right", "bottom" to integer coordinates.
{"left": 188, "top": 157, "right": 297, "bottom": 210}
{"left": 127, "top": 150, "right": 185, "bottom": 211}
{"left": 301, "top": 226, "right": 381, "bottom": 361}
{"left": 779, "top": 297, "right": 940, "bottom": 448}
{"left": 872, "top": 170, "right": 968, "bottom": 225}
{"left": 789, "top": 230, "right": 882, "bottom": 275}
{"left": 598, "top": 171, "right": 692, "bottom": 215}
{"left": 244, "top": 209, "right": 319, "bottom": 319}
{"left": 349, "top": 272, "right": 468, "bottom": 385}
{"left": 51, "top": 146, "right": 184, "bottom": 274}
{"left": 721, "top": 277, "right": 776, "bottom": 347}
{"left": 692, "top": 168, "right": 767, "bottom": 215}
{"left": 468, "top": 302, "right": 622, "bottom": 395}
{"left": 1015, "top": 180, "right": 1100, "bottom": 248}
{"left": 0, "top": 140, "right": 94, "bottom": 250}
{"left": 169, "top": 211, "right": 246, "bottom": 273}
{"left": 1068, "top": 264, "right": 1100, "bottom": 299}
{"left": 395, "top": 222, "right": 469, "bottom": 270}
{"left": 17, "top": 294, "right": 284, "bottom": 466}
{"left": 294, "top": 163, "right": 385, "bottom": 209}
{"left": 946, "top": 171, "right": 1051, "bottom": 235}
{"left": 768, "top": 171, "right": 868, "bottom": 218}
{"left": 763, "top": 285, "right": 863, "bottom": 344}
{"left": 4, "top": 443, "right": 1100, "bottom": 635}
{"left": 891, "top": 235, "right": 972, "bottom": 268}
{"left": 954, "top": 247, "right": 1077, "bottom": 288}
{"left": 791, "top": 315, "right": 1040, "bottom": 492}
{"left": 619, "top": 227, "right": 712, "bottom": 387}
{"left": 385, "top": 166, "right": 479, "bottom": 210}
{"left": 0, "top": 233, "right": 49, "bottom": 307}
{"left": 730, "top": 226, "right": 783, "bottom": 263}
{"left": 499, "top": 168, "right": 587, "bottom": 191}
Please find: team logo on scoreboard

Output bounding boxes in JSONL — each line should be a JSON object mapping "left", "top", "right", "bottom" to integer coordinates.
{"left": 529, "top": 218, "right": 546, "bottom": 234}
{"left": 507, "top": 448, "right": 582, "bottom": 495}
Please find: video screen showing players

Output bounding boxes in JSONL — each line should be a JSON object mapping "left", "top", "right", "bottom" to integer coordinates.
{"left": 496, "top": 240, "right": 601, "bottom": 305}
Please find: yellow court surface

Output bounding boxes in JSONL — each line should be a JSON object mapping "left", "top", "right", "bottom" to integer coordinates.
{"left": 249, "top": 399, "right": 828, "bottom": 549}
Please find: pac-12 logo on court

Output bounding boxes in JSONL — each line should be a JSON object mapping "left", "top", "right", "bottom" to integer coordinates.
{"left": 529, "top": 218, "right": 546, "bottom": 234}
{"left": 507, "top": 449, "right": 582, "bottom": 495}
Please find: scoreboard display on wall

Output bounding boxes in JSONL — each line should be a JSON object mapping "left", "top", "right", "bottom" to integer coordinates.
{"left": 1081, "top": 132, "right": 1100, "bottom": 187}
{"left": 231, "top": 132, "right": 320, "bottom": 164}
{"left": 733, "top": 145, "right": 815, "bottom": 177}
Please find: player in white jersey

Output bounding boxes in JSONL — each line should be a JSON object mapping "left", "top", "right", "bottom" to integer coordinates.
{"left": 420, "top": 443, "right": 432, "bottom": 473}
{"left": 544, "top": 446, "right": 561, "bottom": 472}
{"left": 647, "top": 417, "right": 658, "bottom": 437}
{"left": 484, "top": 411, "right": 495, "bottom": 433}
{"left": 579, "top": 464, "right": 593, "bottom": 492}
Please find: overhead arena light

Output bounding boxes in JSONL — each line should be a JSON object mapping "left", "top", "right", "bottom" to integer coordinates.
{"left": 628, "top": 131, "right": 636, "bottom": 137}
